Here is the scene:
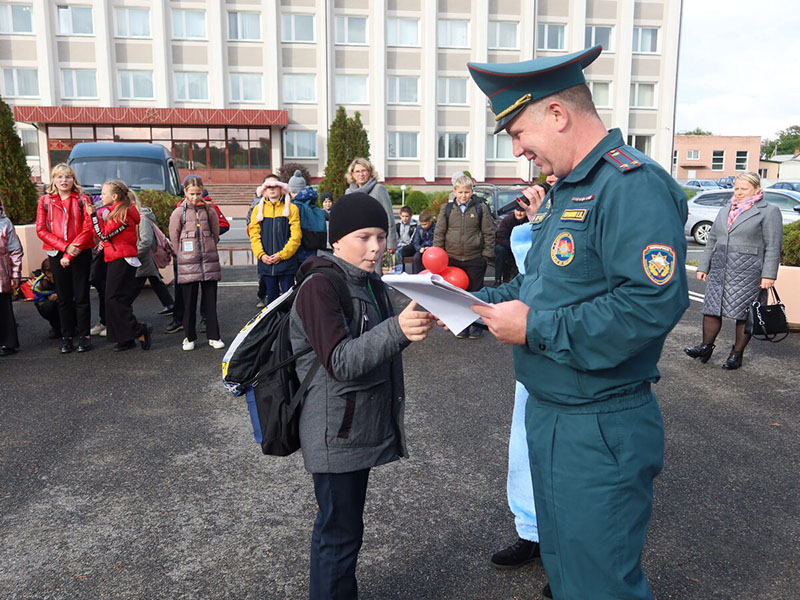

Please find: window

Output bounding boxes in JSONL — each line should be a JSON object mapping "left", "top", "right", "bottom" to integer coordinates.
{"left": 3, "top": 68, "right": 38, "bottom": 97}
{"left": 228, "top": 12, "right": 260, "bottom": 41}
{"left": 335, "top": 75, "right": 367, "bottom": 104}
{"left": 174, "top": 72, "right": 208, "bottom": 102}
{"left": 695, "top": 193, "right": 729, "bottom": 206}
{"left": 758, "top": 168, "right": 768, "bottom": 178}
{"left": 283, "top": 74, "right": 315, "bottom": 103}
{"left": 735, "top": 151, "right": 748, "bottom": 171}
{"left": 281, "top": 13, "right": 313, "bottom": 42}
{"left": 764, "top": 192, "right": 799, "bottom": 212}
{"left": 388, "top": 132, "right": 418, "bottom": 159}
{"left": 687, "top": 149, "right": 699, "bottom": 160}
{"left": 119, "top": 70, "right": 154, "bottom": 99}
{"left": 387, "top": 76, "right": 418, "bottom": 104}
{"left": 62, "top": 69, "right": 96, "bottom": 98}
{"left": 437, "top": 133, "right": 467, "bottom": 159}
{"left": 488, "top": 21, "right": 517, "bottom": 49}
{"left": 632, "top": 27, "right": 658, "bottom": 53}
{"left": 172, "top": 10, "right": 206, "bottom": 40}
{"left": 230, "top": 73, "right": 262, "bottom": 102}
{"left": 0, "top": 4, "right": 33, "bottom": 33}
{"left": 437, "top": 77, "right": 467, "bottom": 105}
{"left": 711, "top": 150, "right": 724, "bottom": 171}
{"left": 585, "top": 25, "right": 612, "bottom": 51}
{"left": 626, "top": 134, "right": 652, "bottom": 156}
{"left": 114, "top": 7, "right": 149, "bottom": 38}
{"left": 672, "top": 150, "right": 677, "bottom": 168}
{"left": 58, "top": 5, "right": 92, "bottom": 35}
{"left": 487, "top": 133, "right": 514, "bottom": 160}
{"left": 335, "top": 16, "right": 366, "bottom": 44}
{"left": 587, "top": 81, "right": 610, "bottom": 108}
{"left": 438, "top": 19, "right": 468, "bottom": 48}
{"left": 387, "top": 17, "right": 418, "bottom": 46}
{"left": 284, "top": 130, "right": 316, "bottom": 158}
{"left": 18, "top": 128, "right": 38, "bottom": 158}
{"left": 629, "top": 83, "right": 655, "bottom": 108}
{"left": 537, "top": 23, "right": 565, "bottom": 50}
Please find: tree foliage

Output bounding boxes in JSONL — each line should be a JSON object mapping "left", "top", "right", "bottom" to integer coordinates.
{"left": 319, "top": 107, "right": 371, "bottom": 200}
{"left": 679, "top": 127, "right": 713, "bottom": 136}
{"left": 0, "top": 96, "right": 38, "bottom": 224}
{"left": 139, "top": 189, "right": 180, "bottom": 233}
{"left": 276, "top": 162, "right": 312, "bottom": 185}
{"left": 762, "top": 125, "right": 800, "bottom": 158}
{"left": 782, "top": 220, "right": 800, "bottom": 266}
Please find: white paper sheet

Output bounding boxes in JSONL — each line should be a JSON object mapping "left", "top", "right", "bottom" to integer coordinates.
{"left": 382, "top": 273, "right": 491, "bottom": 335}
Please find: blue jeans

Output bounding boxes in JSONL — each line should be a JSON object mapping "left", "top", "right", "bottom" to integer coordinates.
{"left": 310, "top": 469, "right": 370, "bottom": 600}
{"left": 508, "top": 381, "right": 538, "bottom": 542}
{"left": 261, "top": 273, "right": 294, "bottom": 304}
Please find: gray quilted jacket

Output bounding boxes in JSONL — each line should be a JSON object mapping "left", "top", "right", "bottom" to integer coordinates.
{"left": 289, "top": 254, "right": 409, "bottom": 474}
{"left": 168, "top": 200, "right": 221, "bottom": 284}
{"left": 135, "top": 206, "right": 160, "bottom": 278}
{"left": 698, "top": 198, "right": 783, "bottom": 319}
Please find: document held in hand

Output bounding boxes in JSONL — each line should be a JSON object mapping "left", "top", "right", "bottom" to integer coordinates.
{"left": 382, "top": 273, "right": 492, "bottom": 335}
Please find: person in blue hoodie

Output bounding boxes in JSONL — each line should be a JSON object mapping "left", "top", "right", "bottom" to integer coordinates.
{"left": 288, "top": 170, "right": 328, "bottom": 265}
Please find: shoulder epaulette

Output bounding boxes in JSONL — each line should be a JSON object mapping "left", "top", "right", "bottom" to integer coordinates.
{"left": 603, "top": 146, "right": 643, "bottom": 173}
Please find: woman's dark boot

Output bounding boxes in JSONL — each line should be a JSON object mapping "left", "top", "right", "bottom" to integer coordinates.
{"left": 722, "top": 346, "right": 744, "bottom": 370}
{"left": 684, "top": 342, "right": 715, "bottom": 363}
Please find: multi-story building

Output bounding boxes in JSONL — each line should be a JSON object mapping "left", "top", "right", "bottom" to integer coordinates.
{"left": 672, "top": 134, "right": 762, "bottom": 180}
{"left": 3, "top": 0, "right": 682, "bottom": 186}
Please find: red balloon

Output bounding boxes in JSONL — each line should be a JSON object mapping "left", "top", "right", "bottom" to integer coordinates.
{"left": 440, "top": 266, "right": 469, "bottom": 290}
{"left": 422, "top": 247, "right": 449, "bottom": 274}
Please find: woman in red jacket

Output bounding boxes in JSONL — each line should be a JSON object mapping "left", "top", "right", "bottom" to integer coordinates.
{"left": 86, "top": 180, "right": 152, "bottom": 352}
{"left": 35, "top": 163, "right": 95, "bottom": 354}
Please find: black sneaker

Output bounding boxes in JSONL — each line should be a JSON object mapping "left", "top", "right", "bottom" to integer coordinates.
{"left": 76, "top": 336, "right": 92, "bottom": 352}
{"left": 157, "top": 305, "right": 174, "bottom": 316}
{"left": 456, "top": 328, "right": 469, "bottom": 339}
{"left": 0, "top": 346, "right": 16, "bottom": 356}
{"left": 163, "top": 320, "right": 183, "bottom": 334}
{"left": 113, "top": 340, "right": 137, "bottom": 352}
{"left": 198, "top": 319, "right": 207, "bottom": 334}
{"left": 60, "top": 338, "right": 74, "bottom": 354}
{"left": 468, "top": 326, "right": 484, "bottom": 339}
{"left": 490, "top": 538, "right": 540, "bottom": 569}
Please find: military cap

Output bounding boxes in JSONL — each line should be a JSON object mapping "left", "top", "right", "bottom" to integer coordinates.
{"left": 468, "top": 45, "right": 602, "bottom": 133}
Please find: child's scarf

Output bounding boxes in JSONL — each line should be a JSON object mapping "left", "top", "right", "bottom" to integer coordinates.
{"left": 727, "top": 191, "right": 762, "bottom": 231}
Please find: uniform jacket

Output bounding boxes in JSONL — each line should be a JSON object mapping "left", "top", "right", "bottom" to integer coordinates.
{"left": 35, "top": 192, "right": 94, "bottom": 261}
{"left": 91, "top": 203, "right": 140, "bottom": 262}
{"left": 169, "top": 200, "right": 221, "bottom": 284}
{"left": 290, "top": 253, "right": 409, "bottom": 474}
{"left": 411, "top": 222, "right": 436, "bottom": 252}
{"left": 135, "top": 206, "right": 160, "bottom": 278}
{"left": 475, "top": 129, "right": 689, "bottom": 405}
{"left": 0, "top": 214, "right": 23, "bottom": 294}
{"left": 248, "top": 197, "right": 301, "bottom": 276}
{"left": 433, "top": 197, "right": 496, "bottom": 261}
{"left": 347, "top": 178, "right": 398, "bottom": 250}
{"left": 698, "top": 198, "right": 783, "bottom": 319}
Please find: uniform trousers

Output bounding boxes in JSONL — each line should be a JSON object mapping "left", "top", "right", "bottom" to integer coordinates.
{"left": 50, "top": 250, "right": 91, "bottom": 338}
{"left": 0, "top": 293, "right": 19, "bottom": 349}
{"left": 181, "top": 280, "right": 219, "bottom": 342}
{"left": 105, "top": 259, "right": 143, "bottom": 343}
{"left": 525, "top": 389, "right": 663, "bottom": 600}
{"left": 310, "top": 468, "right": 370, "bottom": 600}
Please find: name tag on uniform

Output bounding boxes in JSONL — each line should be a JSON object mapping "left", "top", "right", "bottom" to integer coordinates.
{"left": 560, "top": 208, "right": 589, "bottom": 222}
{"left": 183, "top": 240, "right": 194, "bottom": 252}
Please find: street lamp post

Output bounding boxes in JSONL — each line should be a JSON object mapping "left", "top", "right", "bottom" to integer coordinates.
{"left": 400, "top": 184, "right": 406, "bottom": 204}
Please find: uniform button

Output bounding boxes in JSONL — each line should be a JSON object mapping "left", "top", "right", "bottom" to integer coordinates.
{"left": 538, "top": 344, "right": 546, "bottom": 351}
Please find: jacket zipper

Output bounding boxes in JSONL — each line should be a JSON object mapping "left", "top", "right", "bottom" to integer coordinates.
{"left": 197, "top": 205, "right": 206, "bottom": 280}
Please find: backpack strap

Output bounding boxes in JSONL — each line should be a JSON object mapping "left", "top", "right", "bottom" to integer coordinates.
{"left": 445, "top": 199, "right": 483, "bottom": 226}
{"left": 302, "top": 266, "right": 354, "bottom": 324}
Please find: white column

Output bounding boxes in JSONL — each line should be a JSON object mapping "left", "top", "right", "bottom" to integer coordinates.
{"left": 151, "top": 0, "right": 171, "bottom": 107}
{"left": 469, "top": 0, "right": 489, "bottom": 183}
{"left": 421, "top": 0, "right": 437, "bottom": 183}
{"left": 612, "top": 0, "right": 634, "bottom": 137}
{"left": 318, "top": 0, "right": 333, "bottom": 171}
{"left": 93, "top": 0, "right": 113, "bottom": 105}
{"left": 567, "top": 0, "right": 586, "bottom": 52}
{"left": 263, "top": 0, "right": 281, "bottom": 170}
{"left": 32, "top": 0, "right": 56, "bottom": 104}
{"left": 208, "top": 0, "right": 226, "bottom": 108}
{"left": 370, "top": 0, "right": 387, "bottom": 180}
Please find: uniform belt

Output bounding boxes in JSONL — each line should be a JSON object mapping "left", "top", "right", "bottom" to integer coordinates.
{"left": 530, "top": 383, "right": 653, "bottom": 414}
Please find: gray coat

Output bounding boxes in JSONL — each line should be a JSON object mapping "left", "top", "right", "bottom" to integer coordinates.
{"left": 135, "top": 206, "right": 159, "bottom": 278}
{"left": 698, "top": 198, "right": 783, "bottom": 319}
{"left": 347, "top": 178, "right": 398, "bottom": 250}
{"left": 289, "top": 253, "right": 409, "bottom": 474}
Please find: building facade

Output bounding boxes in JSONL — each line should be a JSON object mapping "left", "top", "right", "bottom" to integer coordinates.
{"left": 3, "top": 0, "right": 682, "bottom": 185}
{"left": 672, "top": 134, "right": 762, "bottom": 180}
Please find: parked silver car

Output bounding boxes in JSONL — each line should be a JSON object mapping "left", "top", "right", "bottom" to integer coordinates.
{"left": 685, "top": 189, "right": 800, "bottom": 245}
{"left": 683, "top": 179, "right": 720, "bottom": 192}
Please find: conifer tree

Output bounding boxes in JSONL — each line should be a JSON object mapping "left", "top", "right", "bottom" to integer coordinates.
{"left": 0, "top": 96, "right": 38, "bottom": 224}
{"left": 319, "top": 107, "right": 372, "bottom": 200}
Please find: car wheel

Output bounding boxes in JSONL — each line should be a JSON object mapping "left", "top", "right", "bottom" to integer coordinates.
{"left": 692, "top": 221, "right": 713, "bottom": 245}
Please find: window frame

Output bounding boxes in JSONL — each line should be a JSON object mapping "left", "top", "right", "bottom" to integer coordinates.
{"left": 114, "top": 7, "right": 150, "bottom": 39}
{"left": 17, "top": 127, "right": 39, "bottom": 159}
{"left": 387, "top": 131, "right": 419, "bottom": 160}
{"left": 334, "top": 74, "right": 368, "bottom": 105}
{"left": 626, "top": 134, "right": 652, "bottom": 156}
{"left": 57, "top": 4, "right": 93, "bottom": 36}
{"left": 632, "top": 27, "right": 659, "bottom": 54}
{"left": 587, "top": 80, "right": 611, "bottom": 108}
{"left": 536, "top": 22, "right": 566, "bottom": 51}
{"left": 585, "top": 24, "right": 613, "bottom": 52}
{"left": 281, "top": 13, "right": 314, "bottom": 43}
{"left": 284, "top": 129, "right": 317, "bottom": 159}
{"left": 486, "top": 133, "right": 515, "bottom": 161}
{"left": 735, "top": 150, "right": 748, "bottom": 171}
{"left": 687, "top": 149, "right": 699, "bottom": 160}
{"left": 437, "top": 19, "right": 469, "bottom": 49}
{"left": 61, "top": 68, "right": 98, "bottom": 99}
{"left": 282, "top": 73, "right": 316, "bottom": 104}
{"left": 0, "top": 3, "right": 34, "bottom": 34}
{"left": 437, "top": 132, "right": 467, "bottom": 160}
{"left": 629, "top": 82, "right": 656, "bottom": 109}
{"left": 488, "top": 20, "right": 518, "bottom": 50}
{"left": 118, "top": 69, "right": 154, "bottom": 100}
{"left": 227, "top": 11, "right": 261, "bottom": 42}
{"left": 437, "top": 77, "right": 468, "bottom": 106}
{"left": 387, "top": 76, "right": 419, "bottom": 105}
{"left": 172, "top": 9, "right": 207, "bottom": 40}
{"left": 173, "top": 71, "right": 209, "bottom": 102}
{"left": 711, "top": 150, "right": 725, "bottom": 171}
{"left": 3, "top": 67, "right": 38, "bottom": 97}
{"left": 386, "top": 17, "right": 419, "bottom": 47}
{"left": 335, "top": 15, "right": 367, "bottom": 45}
{"left": 230, "top": 72, "right": 263, "bottom": 103}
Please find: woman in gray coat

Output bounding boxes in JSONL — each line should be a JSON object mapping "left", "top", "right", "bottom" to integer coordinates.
{"left": 346, "top": 157, "right": 398, "bottom": 254}
{"left": 685, "top": 172, "right": 783, "bottom": 369}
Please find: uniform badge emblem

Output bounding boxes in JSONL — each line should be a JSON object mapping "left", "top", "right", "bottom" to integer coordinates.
{"left": 550, "top": 232, "right": 575, "bottom": 266}
{"left": 561, "top": 208, "right": 588, "bottom": 222}
{"left": 642, "top": 244, "right": 676, "bottom": 285}
{"left": 545, "top": 199, "right": 552, "bottom": 210}
{"left": 531, "top": 213, "right": 546, "bottom": 224}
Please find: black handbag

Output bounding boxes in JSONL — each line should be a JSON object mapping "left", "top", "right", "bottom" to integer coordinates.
{"left": 745, "top": 287, "right": 789, "bottom": 342}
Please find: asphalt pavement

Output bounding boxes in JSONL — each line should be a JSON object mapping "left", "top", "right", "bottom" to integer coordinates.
{"left": 1, "top": 267, "right": 798, "bottom": 599}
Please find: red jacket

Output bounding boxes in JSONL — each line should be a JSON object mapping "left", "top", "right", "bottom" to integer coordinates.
{"left": 91, "top": 203, "right": 141, "bottom": 262}
{"left": 35, "top": 193, "right": 94, "bottom": 261}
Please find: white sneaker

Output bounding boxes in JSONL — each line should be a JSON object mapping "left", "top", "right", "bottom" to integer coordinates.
{"left": 208, "top": 339, "right": 225, "bottom": 349}
{"left": 182, "top": 338, "right": 195, "bottom": 351}
{"left": 90, "top": 323, "right": 107, "bottom": 337}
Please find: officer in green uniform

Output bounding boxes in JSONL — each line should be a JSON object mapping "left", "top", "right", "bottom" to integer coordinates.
{"left": 468, "top": 46, "right": 689, "bottom": 599}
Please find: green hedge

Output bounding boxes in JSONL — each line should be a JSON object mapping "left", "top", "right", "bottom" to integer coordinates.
{"left": 782, "top": 220, "right": 800, "bottom": 266}
{"left": 139, "top": 189, "right": 181, "bottom": 233}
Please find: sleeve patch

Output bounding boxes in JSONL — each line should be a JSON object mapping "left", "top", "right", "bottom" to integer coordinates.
{"left": 642, "top": 244, "right": 676, "bottom": 285}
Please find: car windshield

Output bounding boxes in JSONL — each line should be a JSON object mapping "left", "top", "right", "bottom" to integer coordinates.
{"left": 72, "top": 158, "right": 165, "bottom": 190}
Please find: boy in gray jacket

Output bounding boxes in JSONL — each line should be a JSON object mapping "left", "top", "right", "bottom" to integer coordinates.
{"left": 290, "top": 192, "right": 433, "bottom": 599}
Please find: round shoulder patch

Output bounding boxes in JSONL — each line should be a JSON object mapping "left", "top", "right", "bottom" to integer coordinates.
{"left": 550, "top": 232, "right": 575, "bottom": 266}
{"left": 642, "top": 244, "right": 676, "bottom": 285}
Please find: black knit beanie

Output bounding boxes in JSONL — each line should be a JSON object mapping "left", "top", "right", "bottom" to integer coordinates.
{"left": 328, "top": 192, "right": 389, "bottom": 243}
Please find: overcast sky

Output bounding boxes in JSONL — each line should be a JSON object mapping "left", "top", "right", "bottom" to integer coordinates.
{"left": 675, "top": 0, "right": 800, "bottom": 141}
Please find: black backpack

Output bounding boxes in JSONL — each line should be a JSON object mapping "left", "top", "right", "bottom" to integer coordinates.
{"left": 444, "top": 198, "right": 485, "bottom": 226}
{"left": 222, "top": 267, "right": 352, "bottom": 456}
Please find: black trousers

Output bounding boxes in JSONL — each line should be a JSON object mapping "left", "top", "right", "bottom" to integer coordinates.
{"left": 0, "top": 293, "right": 19, "bottom": 349}
{"left": 36, "top": 299, "right": 61, "bottom": 336}
{"left": 89, "top": 250, "right": 107, "bottom": 325}
{"left": 173, "top": 262, "right": 205, "bottom": 322}
{"left": 105, "top": 259, "right": 142, "bottom": 343}
{"left": 50, "top": 250, "right": 92, "bottom": 338}
{"left": 182, "top": 280, "right": 219, "bottom": 342}
{"left": 493, "top": 244, "right": 516, "bottom": 283}
{"left": 132, "top": 275, "right": 174, "bottom": 308}
{"left": 449, "top": 257, "right": 488, "bottom": 292}
{"left": 310, "top": 469, "right": 371, "bottom": 600}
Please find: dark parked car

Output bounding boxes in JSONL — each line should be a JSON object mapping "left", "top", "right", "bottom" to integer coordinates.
{"left": 716, "top": 176, "right": 734, "bottom": 188}
{"left": 768, "top": 181, "right": 800, "bottom": 193}
{"left": 472, "top": 184, "right": 527, "bottom": 219}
